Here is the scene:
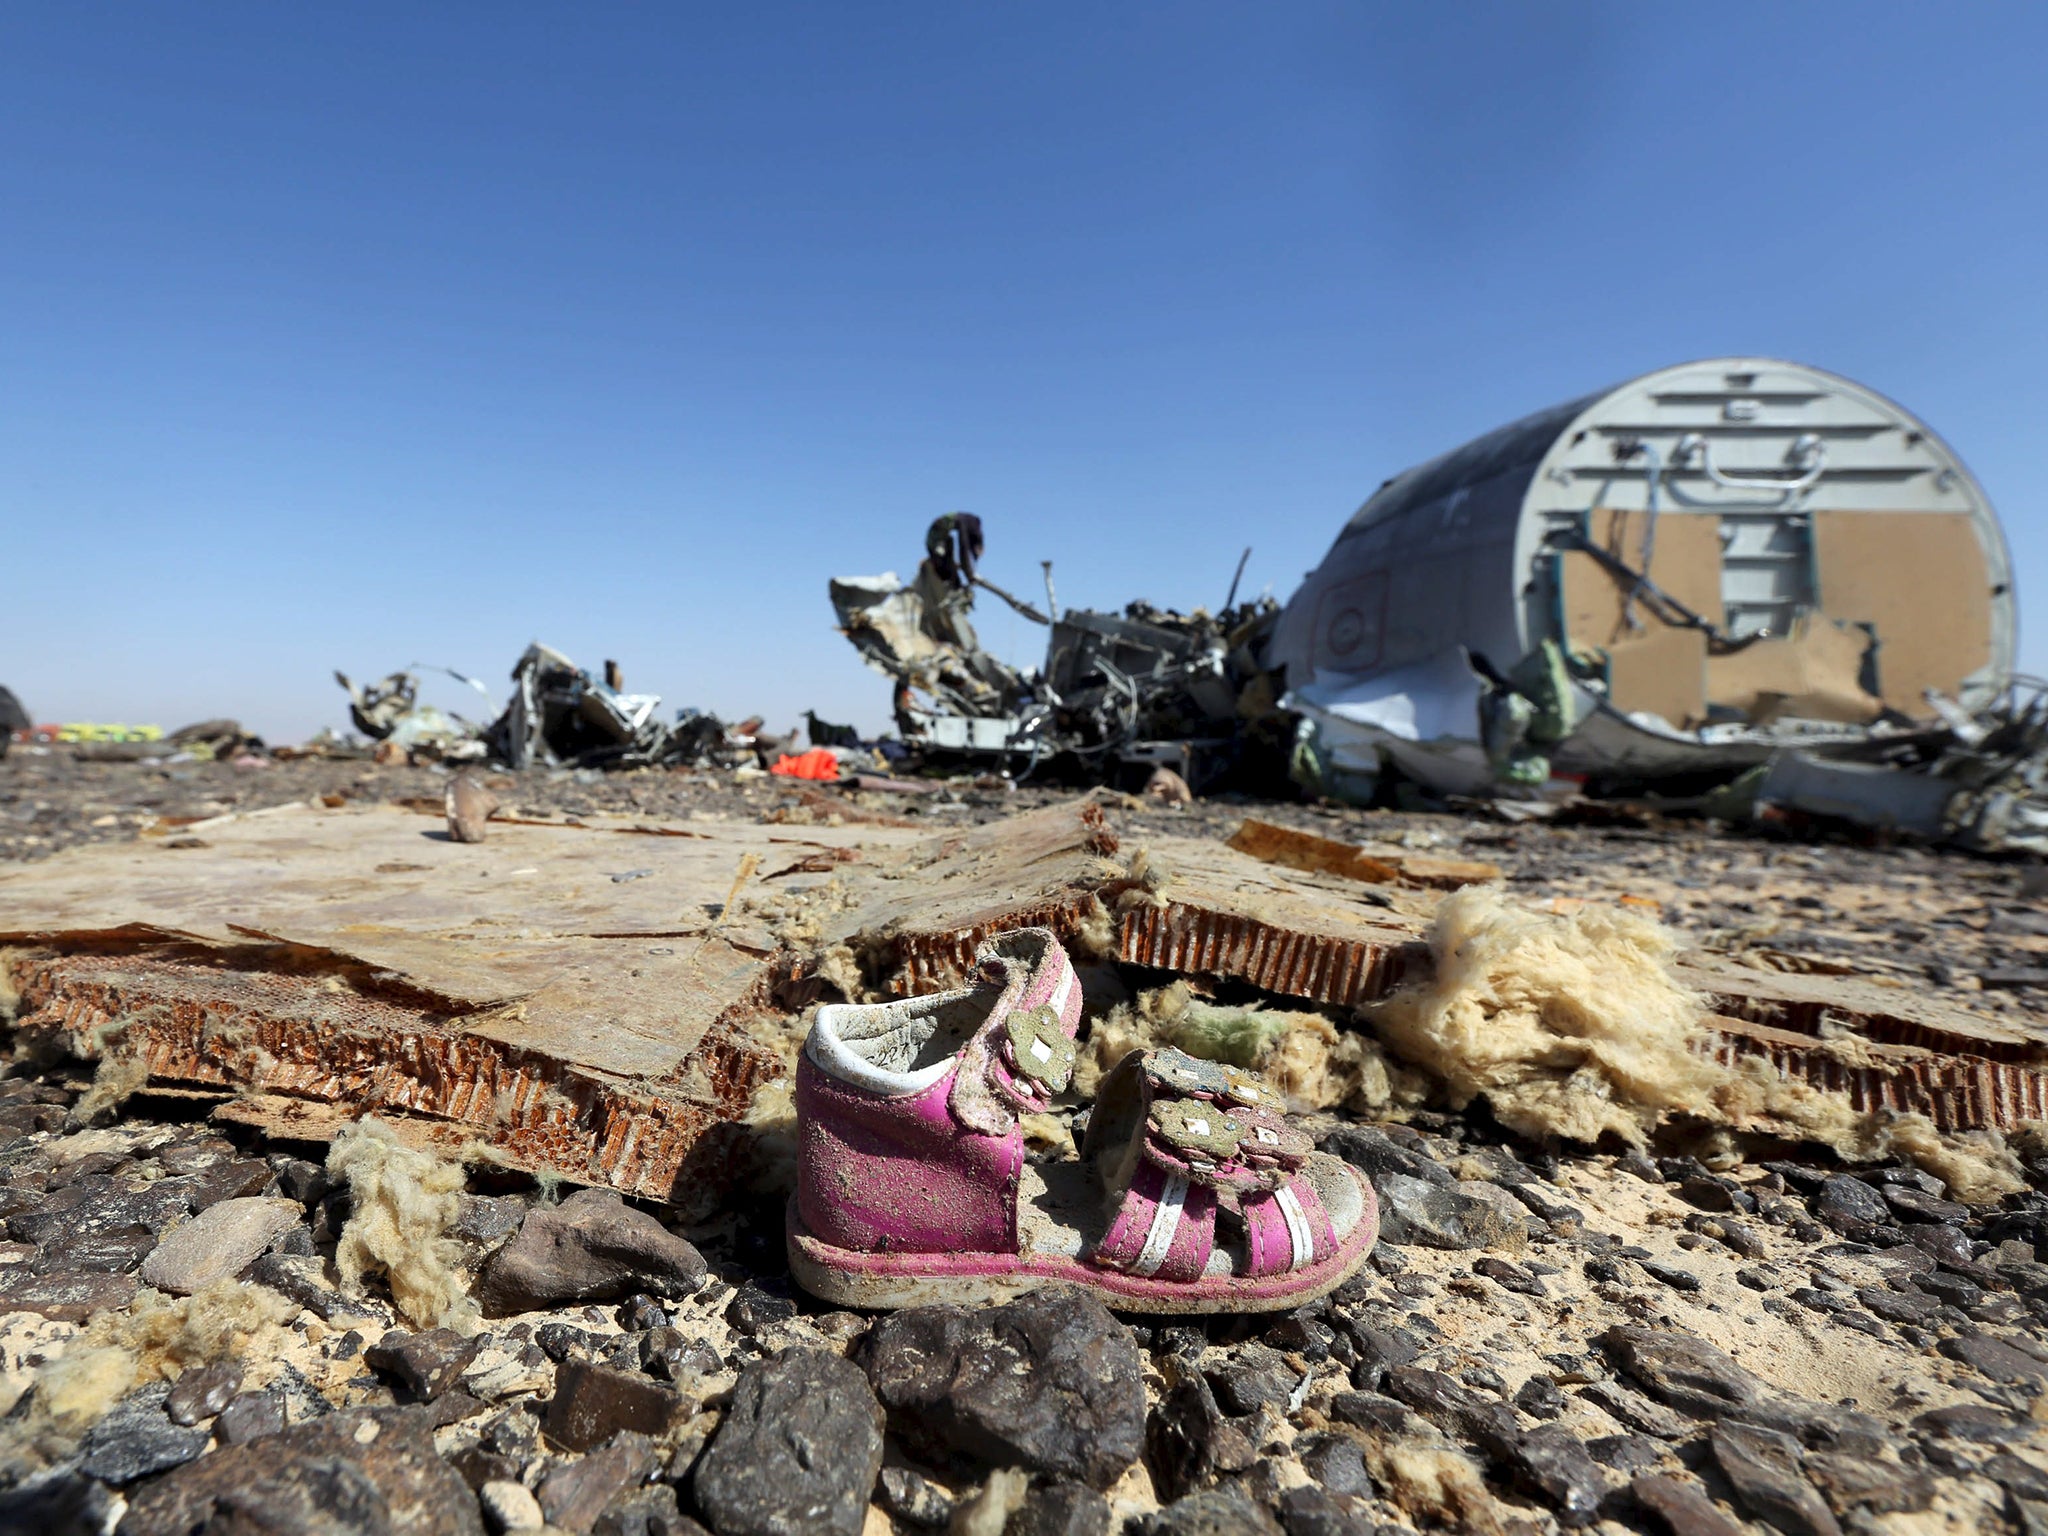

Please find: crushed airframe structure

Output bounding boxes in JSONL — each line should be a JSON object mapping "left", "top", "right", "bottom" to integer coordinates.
{"left": 1270, "top": 356, "right": 2048, "bottom": 849}
{"left": 832, "top": 513, "right": 1281, "bottom": 786}
{"left": 337, "top": 646, "right": 746, "bottom": 771}
{"left": 5, "top": 797, "right": 2043, "bottom": 1215}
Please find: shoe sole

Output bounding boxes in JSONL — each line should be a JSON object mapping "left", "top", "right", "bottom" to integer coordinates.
{"left": 786, "top": 1167, "right": 1378, "bottom": 1315}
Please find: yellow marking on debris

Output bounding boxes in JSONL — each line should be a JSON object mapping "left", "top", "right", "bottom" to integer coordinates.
{"left": 691, "top": 851, "right": 762, "bottom": 970}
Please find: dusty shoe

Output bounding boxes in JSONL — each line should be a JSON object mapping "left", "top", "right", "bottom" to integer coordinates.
{"left": 787, "top": 929, "right": 1377, "bottom": 1313}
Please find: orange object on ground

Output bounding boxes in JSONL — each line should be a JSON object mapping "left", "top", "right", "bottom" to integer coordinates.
{"left": 771, "top": 749, "right": 841, "bottom": 781}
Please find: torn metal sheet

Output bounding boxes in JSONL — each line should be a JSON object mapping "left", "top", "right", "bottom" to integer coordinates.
{"left": 1748, "top": 753, "right": 1958, "bottom": 837}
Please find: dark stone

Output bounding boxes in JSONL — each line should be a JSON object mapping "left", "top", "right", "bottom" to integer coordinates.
{"left": 1912, "top": 1270, "right": 1986, "bottom": 1308}
{"left": 1677, "top": 1177, "right": 1737, "bottom": 1212}
{"left": 1857, "top": 1286, "right": 1940, "bottom": 1326}
{"left": 0, "top": 1465, "right": 119, "bottom": 1536}
{"left": 1504, "top": 1424, "right": 1609, "bottom": 1527}
{"left": 594, "top": 1483, "right": 706, "bottom": 1536}
{"left": 641, "top": 1327, "right": 720, "bottom": 1384}
{"left": 725, "top": 1280, "right": 798, "bottom": 1335}
{"left": 1913, "top": 1402, "right": 2028, "bottom": 1443}
{"left": 452, "top": 1193, "right": 529, "bottom": 1254}
{"left": 1638, "top": 1260, "right": 1701, "bottom": 1293}
{"left": 1503, "top": 1182, "right": 1583, "bottom": 1227}
{"left": 1148, "top": 1375, "right": 1258, "bottom": 1501}
{"left": 1262, "top": 1310, "right": 1334, "bottom": 1362}
{"left": 539, "top": 1431, "right": 658, "bottom": 1533}
{"left": 1687, "top": 1216, "right": 1765, "bottom": 1259}
{"left": 1901, "top": 1222, "right": 1974, "bottom": 1264}
{"left": 1513, "top": 1374, "right": 1565, "bottom": 1419}
{"left": 616, "top": 1293, "right": 669, "bottom": 1333}
{"left": 155, "top": 1138, "right": 233, "bottom": 1175}
{"left": 269, "top": 1155, "right": 332, "bottom": 1205}
{"left": 547, "top": 1359, "right": 688, "bottom": 1452}
{"left": 1617, "top": 1150, "right": 1663, "bottom": 1183}
{"left": 876, "top": 1466, "right": 955, "bottom": 1529}
{"left": 1384, "top": 1368, "right": 1603, "bottom": 1524}
{"left": 177, "top": 1157, "right": 275, "bottom": 1209}
{"left": 1326, "top": 1391, "right": 1416, "bottom": 1436}
{"left": 1815, "top": 1176, "right": 1890, "bottom": 1235}
{"left": 1884, "top": 1187, "right": 1970, "bottom": 1224}
{"left": 30, "top": 1226, "right": 156, "bottom": 1275}
{"left": 11, "top": 1187, "right": 186, "bottom": 1245}
{"left": 694, "top": 1348, "right": 884, "bottom": 1536}
{"left": 1205, "top": 1343, "right": 1296, "bottom": 1416}
{"left": 165, "top": 1361, "right": 244, "bottom": 1425}
{"left": 1339, "top": 1323, "right": 1418, "bottom": 1392}
{"left": 1274, "top": 1487, "right": 1371, "bottom": 1536}
{"left": 215, "top": 1389, "right": 287, "bottom": 1444}
{"left": 1317, "top": 1125, "right": 1455, "bottom": 1187}
{"left": 1971, "top": 1294, "right": 2029, "bottom": 1326}
{"left": 1985, "top": 1454, "right": 2048, "bottom": 1502}
{"left": 1584, "top": 1255, "right": 1628, "bottom": 1285}
{"left": 861, "top": 1286, "right": 1144, "bottom": 1489}
{"left": 0, "top": 1266, "right": 138, "bottom": 1321}
{"left": 1942, "top": 1252, "right": 2009, "bottom": 1289}
{"left": 1801, "top": 1451, "right": 1933, "bottom": 1516}
{"left": 1708, "top": 1423, "right": 1841, "bottom": 1536}
{"left": 1371, "top": 1173, "right": 1526, "bottom": 1250}
{"left": 1940, "top": 1333, "right": 2048, "bottom": 1383}
{"left": 452, "top": 1406, "right": 541, "bottom": 1491}
{"left": 365, "top": 1327, "right": 483, "bottom": 1402}
{"left": 474, "top": 1189, "right": 707, "bottom": 1315}
{"left": 1579, "top": 1381, "right": 1690, "bottom": 1440}
{"left": 77, "top": 1386, "right": 211, "bottom": 1484}
{"left": 419, "top": 1389, "right": 487, "bottom": 1430}
{"left": 1141, "top": 1488, "right": 1282, "bottom": 1536}
{"left": 1296, "top": 1433, "right": 1374, "bottom": 1497}
{"left": 1791, "top": 1287, "right": 1847, "bottom": 1316}
{"left": 1601, "top": 1327, "right": 1881, "bottom": 1452}
{"left": 537, "top": 1321, "right": 602, "bottom": 1361}
{"left": 0, "top": 1185, "right": 41, "bottom": 1226}
{"left": 1630, "top": 1474, "right": 1744, "bottom": 1536}
{"left": 247, "top": 1251, "right": 381, "bottom": 1323}
{"left": 1385, "top": 1366, "right": 1517, "bottom": 1443}
{"left": 1009, "top": 1479, "right": 1112, "bottom": 1536}
{"left": 0, "top": 1102, "right": 65, "bottom": 1138}
{"left": 1586, "top": 1435, "right": 1662, "bottom": 1474}
{"left": 1475, "top": 1257, "right": 1545, "bottom": 1296}
{"left": 120, "top": 1405, "right": 484, "bottom": 1536}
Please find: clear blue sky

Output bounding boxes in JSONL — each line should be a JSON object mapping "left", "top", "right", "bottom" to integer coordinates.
{"left": 5, "top": 5, "right": 2046, "bottom": 741}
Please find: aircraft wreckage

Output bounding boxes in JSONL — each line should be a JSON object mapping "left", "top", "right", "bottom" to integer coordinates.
{"left": 831, "top": 513, "right": 1283, "bottom": 791}
{"left": 836, "top": 359, "right": 2048, "bottom": 852}
{"left": 5, "top": 797, "right": 2045, "bottom": 1214}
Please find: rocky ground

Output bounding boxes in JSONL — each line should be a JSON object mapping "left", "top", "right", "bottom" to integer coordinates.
{"left": 3, "top": 748, "right": 2048, "bottom": 1536}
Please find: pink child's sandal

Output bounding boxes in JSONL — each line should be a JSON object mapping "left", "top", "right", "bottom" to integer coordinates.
{"left": 786, "top": 928, "right": 1378, "bottom": 1313}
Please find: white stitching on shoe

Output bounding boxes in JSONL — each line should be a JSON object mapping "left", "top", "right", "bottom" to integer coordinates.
{"left": 1131, "top": 1172, "right": 1188, "bottom": 1278}
{"left": 1048, "top": 958, "right": 1075, "bottom": 1023}
{"left": 1275, "top": 1182, "right": 1315, "bottom": 1272}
